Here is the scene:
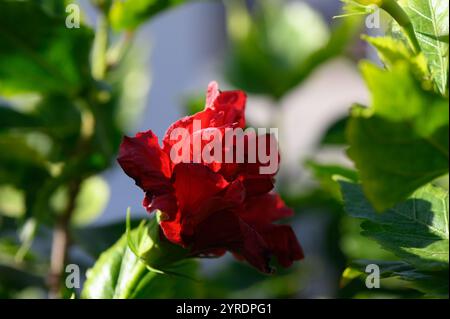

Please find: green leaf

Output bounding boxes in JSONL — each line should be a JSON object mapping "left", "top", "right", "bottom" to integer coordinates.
{"left": 33, "top": 95, "right": 82, "bottom": 141}
{"left": 349, "top": 259, "right": 449, "bottom": 297}
{"left": 0, "top": 0, "right": 93, "bottom": 95}
{"left": 81, "top": 234, "right": 131, "bottom": 298}
{"left": 0, "top": 185, "right": 25, "bottom": 218}
{"left": 0, "top": 95, "right": 82, "bottom": 149}
{"left": 363, "top": 36, "right": 429, "bottom": 80}
{"left": 0, "top": 106, "right": 39, "bottom": 132}
{"left": 81, "top": 219, "right": 199, "bottom": 299}
{"left": 108, "top": 0, "right": 185, "bottom": 31}
{"left": 320, "top": 116, "right": 349, "bottom": 146}
{"left": 340, "top": 180, "right": 449, "bottom": 271}
{"left": 399, "top": 0, "right": 449, "bottom": 94}
{"left": 0, "top": 236, "right": 37, "bottom": 267}
{"left": 306, "top": 161, "right": 358, "bottom": 200}
{"left": 335, "top": 0, "right": 379, "bottom": 19}
{"left": 347, "top": 62, "right": 449, "bottom": 211}
{"left": 417, "top": 31, "right": 449, "bottom": 44}
{"left": 72, "top": 176, "right": 109, "bottom": 226}
{"left": 340, "top": 216, "right": 399, "bottom": 261}
{"left": 37, "top": 0, "right": 74, "bottom": 17}
{"left": 0, "top": 265, "right": 45, "bottom": 298}
{"left": 50, "top": 176, "right": 109, "bottom": 226}
{"left": 0, "top": 134, "right": 50, "bottom": 188}
{"left": 72, "top": 218, "right": 141, "bottom": 258}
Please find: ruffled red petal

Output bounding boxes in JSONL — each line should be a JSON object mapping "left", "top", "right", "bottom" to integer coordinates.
{"left": 259, "top": 225, "right": 304, "bottom": 268}
{"left": 162, "top": 85, "right": 246, "bottom": 156}
{"left": 239, "top": 193, "right": 293, "bottom": 227}
{"left": 117, "top": 130, "right": 172, "bottom": 195}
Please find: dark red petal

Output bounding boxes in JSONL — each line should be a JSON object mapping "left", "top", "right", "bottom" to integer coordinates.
{"left": 172, "top": 163, "right": 229, "bottom": 213}
{"left": 176, "top": 167, "right": 245, "bottom": 238}
{"left": 236, "top": 219, "right": 273, "bottom": 273}
{"left": 219, "top": 133, "right": 279, "bottom": 196}
{"left": 117, "top": 130, "right": 172, "bottom": 195}
{"left": 189, "top": 209, "right": 272, "bottom": 273}
{"left": 189, "top": 209, "right": 242, "bottom": 253}
{"left": 239, "top": 193, "right": 294, "bottom": 227}
{"left": 260, "top": 225, "right": 304, "bottom": 268}
{"left": 240, "top": 175, "right": 275, "bottom": 196}
{"left": 143, "top": 192, "right": 177, "bottom": 215}
{"left": 160, "top": 163, "right": 240, "bottom": 246}
{"left": 160, "top": 212, "right": 183, "bottom": 246}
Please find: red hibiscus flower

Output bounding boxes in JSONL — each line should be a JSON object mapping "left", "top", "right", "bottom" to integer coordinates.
{"left": 117, "top": 82, "right": 303, "bottom": 273}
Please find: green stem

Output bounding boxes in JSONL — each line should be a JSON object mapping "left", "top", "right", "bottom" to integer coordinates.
{"left": 92, "top": 13, "right": 109, "bottom": 80}
{"left": 381, "top": 0, "right": 421, "bottom": 54}
{"left": 106, "top": 31, "right": 135, "bottom": 71}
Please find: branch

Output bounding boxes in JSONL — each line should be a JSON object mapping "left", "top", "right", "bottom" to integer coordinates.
{"left": 47, "top": 180, "right": 81, "bottom": 299}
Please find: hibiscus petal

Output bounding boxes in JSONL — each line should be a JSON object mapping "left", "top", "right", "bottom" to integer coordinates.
{"left": 117, "top": 130, "right": 172, "bottom": 195}
{"left": 143, "top": 192, "right": 177, "bottom": 215}
{"left": 260, "top": 225, "right": 304, "bottom": 268}
{"left": 162, "top": 85, "right": 246, "bottom": 155}
{"left": 240, "top": 175, "right": 275, "bottom": 196}
{"left": 160, "top": 165, "right": 245, "bottom": 247}
{"left": 210, "top": 90, "right": 246, "bottom": 128}
{"left": 172, "top": 163, "right": 229, "bottom": 213}
{"left": 219, "top": 133, "right": 279, "bottom": 196}
{"left": 189, "top": 209, "right": 273, "bottom": 273}
{"left": 236, "top": 220, "right": 273, "bottom": 273}
{"left": 160, "top": 212, "right": 183, "bottom": 246}
{"left": 239, "top": 193, "right": 294, "bottom": 227}
{"left": 206, "top": 81, "right": 220, "bottom": 109}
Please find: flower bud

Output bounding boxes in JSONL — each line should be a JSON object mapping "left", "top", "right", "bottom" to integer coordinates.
{"left": 126, "top": 212, "right": 189, "bottom": 272}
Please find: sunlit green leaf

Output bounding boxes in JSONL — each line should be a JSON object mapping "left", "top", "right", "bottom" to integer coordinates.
{"left": 399, "top": 0, "right": 449, "bottom": 94}
{"left": 363, "top": 36, "right": 429, "bottom": 80}
{"left": 340, "top": 180, "right": 449, "bottom": 271}
{"left": 349, "top": 259, "right": 449, "bottom": 297}
{"left": 0, "top": 185, "right": 25, "bottom": 218}
{"left": 347, "top": 62, "right": 449, "bottom": 211}
{"left": 81, "top": 218, "right": 199, "bottom": 299}
{"left": 335, "top": 0, "right": 379, "bottom": 19}
{"left": 72, "top": 176, "right": 109, "bottom": 226}
{"left": 50, "top": 176, "right": 109, "bottom": 226}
